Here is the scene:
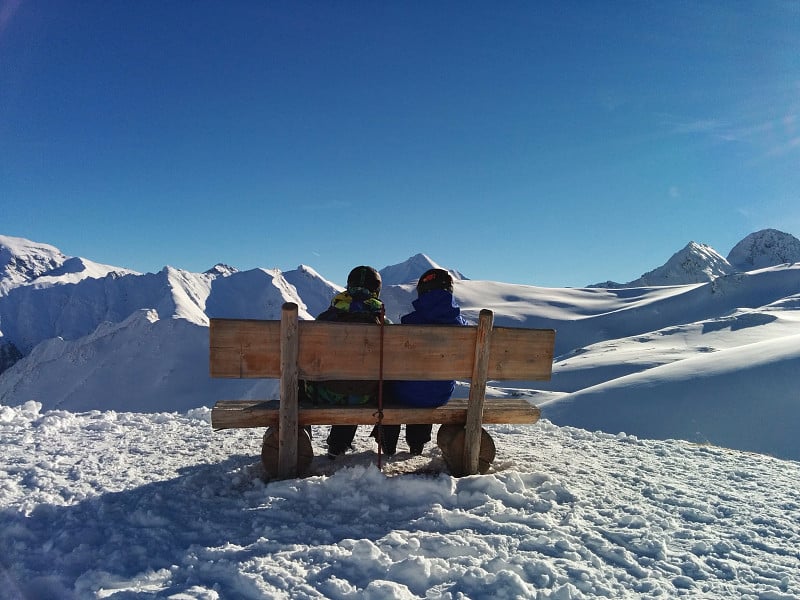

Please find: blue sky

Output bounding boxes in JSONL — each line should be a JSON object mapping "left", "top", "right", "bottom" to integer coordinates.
{"left": 1, "top": 1, "right": 798, "bottom": 287}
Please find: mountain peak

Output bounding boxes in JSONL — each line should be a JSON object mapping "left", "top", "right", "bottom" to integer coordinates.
{"left": 592, "top": 241, "right": 734, "bottom": 288}
{"left": 727, "top": 229, "right": 800, "bottom": 271}
{"left": 636, "top": 241, "right": 734, "bottom": 286}
{"left": 379, "top": 253, "right": 465, "bottom": 286}
{"left": 0, "top": 235, "right": 69, "bottom": 293}
{"left": 205, "top": 263, "right": 239, "bottom": 277}
{"left": 1, "top": 235, "right": 136, "bottom": 294}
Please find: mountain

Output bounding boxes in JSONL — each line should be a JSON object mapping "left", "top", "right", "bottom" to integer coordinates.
{"left": 589, "top": 228, "right": 800, "bottom": 288}
{"left": 631, "top": 241, "right": 734, "bottom": 286}
{"left": 0, "top": 231, "right": 799, "bottom": 459}
{"left": 590, "top": 241, "right": 734, "bottom": 288}
{"left": 0, "top": 235, "right": 67, "bottom": 292}
{"left": 204, "top": 263, "right": 239, "bottom": 277}
{"left": 727, "top": 228, "right": 800, "bottom": 271}
{"left": 282, "top": 264, "right": 343, "bottom": 317}
{"left": 0, "top": 234, "right": 134, "bottom": 294}
{"left": 378, "top": 253, "right": 465, "bottom": 286}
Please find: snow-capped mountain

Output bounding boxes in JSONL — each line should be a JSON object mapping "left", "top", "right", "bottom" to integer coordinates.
{"left": 0, "top": 235, "right": 67, "bottom": 290}
{"left": 378, "top": 253, "right": 465, "bottom": 286}
{"left": 590, "top": 229, "right": 800, "bottom": 288}
{"left": 0, "top": 234, "right": 136, "bottom": 294}
{"left": 727, "top": 228, "right": 800, "bottom": 271}
{"left": 590, "top": 241, "right": 734, "bottom": 288}
{"left": 632, "top": 241, "right": 734, "bottom": 286}
{"left": 0, "top": 230, "right": 799, "bottom": 459}
{"left": 282, "top": 264, "right": 343, "bottom": 318}
{"left": 204, "top": 263, "right": 239, "bottom": 277}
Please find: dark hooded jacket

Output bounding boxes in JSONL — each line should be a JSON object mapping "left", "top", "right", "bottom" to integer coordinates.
{"left": 392, "top": 289, "right": 469, "bottom": 407}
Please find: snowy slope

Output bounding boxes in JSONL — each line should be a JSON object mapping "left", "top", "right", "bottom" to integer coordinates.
{"left": 455, "top": 264, "right": 800, "bottom": 356}
{"left": 544, "top": 299, "right": 800, "bottom": 393}
{"left": 0, "top": 309, "right": 279, "bottom": 412}
{"left": 540, "top": 333, "right": 800, "bottom": 459}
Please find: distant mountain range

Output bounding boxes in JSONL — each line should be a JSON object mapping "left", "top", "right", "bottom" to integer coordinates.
{"left": 1, "top": 228, "right": 799, "bottom": 460}
{"left": 589, "top": 229, "right": 800, "bottom": 288}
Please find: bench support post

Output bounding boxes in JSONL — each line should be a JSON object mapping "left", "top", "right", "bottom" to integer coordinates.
{"left": 278, "top": 302, "right": 300, "bottom": 478}
{"left": 463, "top": 309, "right": 494, "bottom": 475}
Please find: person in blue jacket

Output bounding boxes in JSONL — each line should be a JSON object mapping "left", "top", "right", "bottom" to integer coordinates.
{"left": 374, "top": 268, "right": 469, "bottom": 456}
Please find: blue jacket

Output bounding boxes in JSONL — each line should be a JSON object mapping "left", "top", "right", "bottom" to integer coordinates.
{"left": 393, "top": 289, "right": 469, "bottom": 407}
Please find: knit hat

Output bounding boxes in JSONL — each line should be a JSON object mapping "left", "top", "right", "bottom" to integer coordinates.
{"left": 347, "top": 265, "right": 381, "bottom": 294}
{"left": 417, "top": 268, "right": 453, "bottom": 295}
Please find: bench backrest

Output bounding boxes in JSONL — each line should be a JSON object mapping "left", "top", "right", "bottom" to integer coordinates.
{"left": 210, "top": 316, "right": 555, "bottom": 382}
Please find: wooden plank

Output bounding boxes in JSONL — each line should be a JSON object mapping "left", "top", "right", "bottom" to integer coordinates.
{"left": 464, "top": 309, "right": 493, "bottom": 475}
{"left": 278, "top": 303, "right": 300, "bottom": 478}
{"left": 210, "top": 397, "right": 541, "bottom": 430}
{"left": 210, "top": 318, "right": 555, "bottom": 381}
{"left": 209, "top": 318, "right": 279, "bottom": 378}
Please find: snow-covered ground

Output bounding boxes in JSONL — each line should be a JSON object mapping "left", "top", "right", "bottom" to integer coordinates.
{"left": 2, "top": 402, "right": 798, "bottom": 599}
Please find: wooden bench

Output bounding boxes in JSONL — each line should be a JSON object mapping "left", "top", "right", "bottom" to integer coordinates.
{"left": 210, "top": 302, "right": 555, "bottom": 478}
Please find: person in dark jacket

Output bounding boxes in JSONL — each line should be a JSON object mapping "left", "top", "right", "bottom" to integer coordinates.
{"left": 374, "top": 268, "right": 469, "bottom": 456}
{"left": 304, "top": 266, "right": 387, "bottom": 459}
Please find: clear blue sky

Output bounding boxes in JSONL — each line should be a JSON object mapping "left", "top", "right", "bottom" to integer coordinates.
{"left": 2, "top": 1, "right": 798, "bottom": 287}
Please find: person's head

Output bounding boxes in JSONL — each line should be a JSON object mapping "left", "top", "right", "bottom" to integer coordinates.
{"left": 346, "top": 265, "right": 381, "bottom": 296}
{"left": 416, "top": 268, "right": 453, "bottom": 296}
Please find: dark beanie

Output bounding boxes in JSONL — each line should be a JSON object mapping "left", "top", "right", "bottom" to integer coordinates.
{"left": 347, "top": 265, "right": 381, "bottom": 294}
{"left": 417, "top": 268, "right": 453, "bottom": 295}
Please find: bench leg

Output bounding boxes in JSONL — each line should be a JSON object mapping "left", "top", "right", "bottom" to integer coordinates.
{"left": 262, "top": 427, "right": 313, "bottom": 479}
{"left": 437, "top": 425, "right": 496, "bottom": 476}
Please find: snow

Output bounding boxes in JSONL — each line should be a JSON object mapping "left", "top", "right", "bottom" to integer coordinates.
{"left": 540, "top": 333, "right": 800, "bottom": 459}
{"left": 2, "top": 403, "right": 799, "bottom": 599}
{"left": 1, "top": 230, "right": 800, "bottom": 598}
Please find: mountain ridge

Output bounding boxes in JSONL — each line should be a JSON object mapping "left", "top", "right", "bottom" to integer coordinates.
{"left": 4, "top": 229, "right": 799, "bottom": 296}
{"left": 0, "top": 234, "right": 136, "bottom": 294}
{"left": 588, "top": 228, "right": 800, "bottom": 288}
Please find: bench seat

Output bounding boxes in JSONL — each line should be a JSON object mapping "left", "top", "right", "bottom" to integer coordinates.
{"left": 211, "top": 397, "right": 541, "bottom": 430}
